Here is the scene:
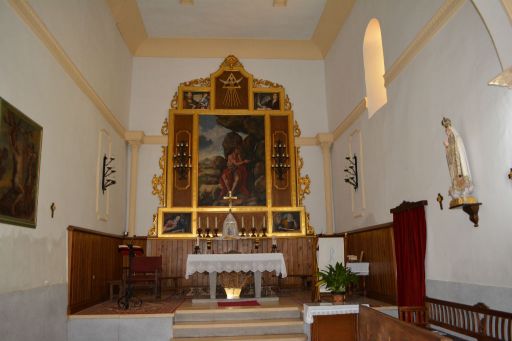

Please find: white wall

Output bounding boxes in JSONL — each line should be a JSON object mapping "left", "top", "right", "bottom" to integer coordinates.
{"left": 326, "top": 0, "right": 512, "bottom": 311}
{"left": 0, "top": 1, "right": 130, "bottom": 339}
{"left": 29, "top": 0, "right": 133, "bottom": 127}
{"left": 129, "top": 57, "right": 329, "bottom": 235}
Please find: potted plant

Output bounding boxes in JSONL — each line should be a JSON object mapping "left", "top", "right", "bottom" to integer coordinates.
{"left": 317, "top": 262, "right": 359, "bottom": 303}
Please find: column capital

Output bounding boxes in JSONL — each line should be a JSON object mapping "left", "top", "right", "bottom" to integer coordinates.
{"left": 316, "top": 133, "right": 334, "bottom": 147}
{"left": 125, "top": 131, "right": 145, "bottom": 146}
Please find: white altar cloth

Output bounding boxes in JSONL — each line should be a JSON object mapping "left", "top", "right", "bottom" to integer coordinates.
{"left": 186, "top": 253, "right": 287, "bottom": 299}
{"left": 185, "top": 253, "right": 287, "bottom": 278}
{"left": 303, "top": 304, "right": 362, "bottom": 324}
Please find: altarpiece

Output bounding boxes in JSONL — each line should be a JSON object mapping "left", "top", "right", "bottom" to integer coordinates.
{"left": 149, "top": 55, "right": 312, "bottom": 239}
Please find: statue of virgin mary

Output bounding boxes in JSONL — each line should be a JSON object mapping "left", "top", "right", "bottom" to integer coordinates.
{"left": 441, "top": 117, "right": 477, "bottom": 208}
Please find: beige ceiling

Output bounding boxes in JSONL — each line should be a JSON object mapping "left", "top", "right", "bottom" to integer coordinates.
{"left": 138, "top": 0, "right": 326, "bottom": 40}
{"left": 106, "top": 0, "right": 355, "bottom": 59}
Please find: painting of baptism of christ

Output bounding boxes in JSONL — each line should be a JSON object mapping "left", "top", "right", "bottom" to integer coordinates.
{"left": 198, "top": 115, "right": 266, "bottom": 206}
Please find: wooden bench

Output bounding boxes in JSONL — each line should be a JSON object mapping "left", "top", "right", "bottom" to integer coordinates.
{"left": 360, "top": 305, "right": 452, "bottom": 341}
{"left": 399, "top": 297, "right": 512, "bottom": 341}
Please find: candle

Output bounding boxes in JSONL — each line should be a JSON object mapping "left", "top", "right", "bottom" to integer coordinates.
{"left": 207, "top": 216, "right": 209, "bottom": 228}
{"left": 272, "top": 236, "right": 277, "bottom": 246}
{"left": 196, "top": 236, "right": 199, "bottom": 246}
{"left": 263, "top": 217, "right": 266, "bottom": 228}
{"left": 252, "top": 216, "right": 255, "bottom": 227}
{"left": 242, "top": 217, "right": 244, "bottom": 228}
{"left": 215, "top": 216, "right": 218, "bottom": 228}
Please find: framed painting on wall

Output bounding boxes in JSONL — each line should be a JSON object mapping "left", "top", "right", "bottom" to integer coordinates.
{"left": 183, "top": 91, "right": 210, "bottom": 110}
{"left": 161, "top": 212, "right": 192, "bottom": 234}
{"left": 0, "top": 97, "right": 42, "bottom": 228}
{"left": 271, "top": 209, "right": 304, "bottom": 234}
{"left": 254, "top": 92, "right": 280, "bottom": 110}
{"left": 198, "top": 114, "right": 266, "bottom": 207}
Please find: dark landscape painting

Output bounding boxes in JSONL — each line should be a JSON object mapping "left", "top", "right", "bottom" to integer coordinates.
{"left": 0, "top": 98, "right": 42, "bottom": 228}
{"left": 198, "top": 115, "right": 266, "bottom": 206}
{"left": 162, "top": 212, "right": 192, "bottom": 234}
{"left": 273, "top": 211, "right": 301, "bottom": 233}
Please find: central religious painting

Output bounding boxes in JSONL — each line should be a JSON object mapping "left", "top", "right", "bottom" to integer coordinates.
{"left": 152, "top": 55, "right": 312, "bottom": 238}
{"left": 198, "top": 115, "right": 266, "bottom": 207}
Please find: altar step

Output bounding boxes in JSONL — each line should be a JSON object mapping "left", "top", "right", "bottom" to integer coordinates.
{"left": 172, "top": 306, "right": 306, "bottom": 340}
{"left": 174, "top": 306, "right": 300, "bottom": 322}
{"left": 172, "top": 334, "right": 307, "bottom": 341}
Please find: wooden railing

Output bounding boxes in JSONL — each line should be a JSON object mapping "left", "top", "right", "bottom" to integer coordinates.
{"left": 67, "top": 226, "right": 147, "bottom": 314}
{"left": 344, "top": 222, "right": 397, "bottom": 304}
{"left": 426, "top": 297, "right": 512, "bottom": 341}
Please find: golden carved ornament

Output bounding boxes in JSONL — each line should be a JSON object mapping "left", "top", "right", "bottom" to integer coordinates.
{"left": 148, "top": 213, "right": 157, "bottom": 237}
{"left": 221, "top": 55, "right": 243, "bottom": 69}
{"left": 181, "top": 77, "right": 211, "bottom": 87}
{"left": 294, "top": 120, "right": 301, "bottom": 138}
{"left": 161, "top": 118, "right": 169, "bottom": 136}
{"left": 253, "top": 78, "right": 284, "bottom": 89}
{"left": 219, "top": 271, "right": 252, "bottom": 289}
{"left": 170, "top": 92, "right": 178, "bottom": 109}
{"left": 151, "top": 146, "right": 167, "bottom": 206}
{"left": 298, "top": 174, "right": 311, "bottom": 207}
{"left": 284, "top": 95, "right": 292, "bottom": 111}
{"left": 305, "top": 211, "right": 315, "bottom": 236}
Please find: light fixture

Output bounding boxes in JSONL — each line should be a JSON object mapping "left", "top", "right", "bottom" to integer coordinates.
{"left": 173, "top": 141, "right": 192, "bottom": 180}
{"left": 344, "top": 154, "right": 358, "bottom": 191}
{"left": 102, "top": 154, "right": 116, "bottom": 193}
{"left": 271, "top": 139, "right": 290, "bottom": 180}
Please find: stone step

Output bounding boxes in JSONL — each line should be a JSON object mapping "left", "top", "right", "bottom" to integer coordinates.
{"left": 174, "top": 306, "right": 301, "bottom": 322}
{"left": 172, "top": 333, "right": 308, "bottom": 341}
{"left": 173, "top": 318, "right": 304, "bottom": 338}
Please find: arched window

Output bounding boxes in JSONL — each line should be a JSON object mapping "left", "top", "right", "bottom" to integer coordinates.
{"left": 363, "top": 19, "right": 387, "bottom": 118}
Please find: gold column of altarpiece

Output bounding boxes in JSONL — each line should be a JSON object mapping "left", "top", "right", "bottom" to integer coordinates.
{"left": 150, "top": 55, "right": 312, "bottom": 238}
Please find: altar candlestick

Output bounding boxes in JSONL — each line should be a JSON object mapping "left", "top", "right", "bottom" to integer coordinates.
{"left": 272, "top": 236, "right": 277, "bottom": 246}
{"left": 263, "top": 217, "right": 266, "bottom": 228}
{"left": 196, "top": 236, "right": 199, "bottom": 246}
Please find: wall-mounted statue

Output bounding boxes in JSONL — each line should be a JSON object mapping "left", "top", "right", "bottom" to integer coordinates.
{"left": 441, "top": 117, "right": 478, "bottom": 209}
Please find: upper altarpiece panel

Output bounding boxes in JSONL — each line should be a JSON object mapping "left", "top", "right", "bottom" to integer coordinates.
{"left": 152, "top": 56, "right": 312, "bottom": 238}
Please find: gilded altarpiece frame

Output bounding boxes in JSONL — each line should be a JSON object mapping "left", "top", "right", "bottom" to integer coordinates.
{"left": 153, "top": 56, "right": 311, "bottom": 238}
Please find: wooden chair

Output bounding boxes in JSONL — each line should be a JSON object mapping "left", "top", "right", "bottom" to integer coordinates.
{"left": 129, "top": 256, "right": 162, "bottom": 299}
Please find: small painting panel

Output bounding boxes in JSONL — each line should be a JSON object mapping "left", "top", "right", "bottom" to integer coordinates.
{"left": 0, "top": 97, "right": 42, "bottom": 228}
{"left": 272, "top": 211, "right": 301, "bottom": 233}
{"left": 254, "top": 92, "right": 280, "bottom": 110}
{"left": 162, "top": 212, "right": 192, "bottom": 234}
{"left": 183, "top": 91, "right": 210, "bottom": 110}
{"left": 198, "top": 115, "right": 266, "bottom": 206}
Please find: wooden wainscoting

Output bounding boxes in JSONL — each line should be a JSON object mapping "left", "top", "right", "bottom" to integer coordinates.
{"left": 67, "top": 227, "right": 148, "bottom": 314}
{"left": 345, "top": 222, "right": 397, "bottom": 304}
{"left": 146, "top": 236, "right": 316, "bottom": 290}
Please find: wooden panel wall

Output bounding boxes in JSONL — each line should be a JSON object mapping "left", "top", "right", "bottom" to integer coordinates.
{"left": 68, "top": 227, "right": 148, "bottom": 314}
{"left": 345, "top": 223, "right": 397, "bottom": 304}
{"left": 146, "top": 236, "right": 315, "bottom": 289}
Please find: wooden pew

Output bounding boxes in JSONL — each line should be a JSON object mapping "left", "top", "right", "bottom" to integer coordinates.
{"left": 399, "top": 297, "right": 512, "bottom": 341}
{"left": 359, "top": 305, "right": 452, "bottom": 341}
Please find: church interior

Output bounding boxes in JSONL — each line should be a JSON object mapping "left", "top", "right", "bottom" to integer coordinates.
{"left": 1, "top": 0, "right": 512, "bottom": 340}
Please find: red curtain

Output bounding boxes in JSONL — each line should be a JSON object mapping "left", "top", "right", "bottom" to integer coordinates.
{"left": 393, "top": 205, "right": 427, "bottom": 306}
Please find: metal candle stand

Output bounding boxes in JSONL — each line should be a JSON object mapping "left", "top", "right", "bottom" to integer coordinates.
{"left": 117, "top": 244, "right": 143, "bottom": 310}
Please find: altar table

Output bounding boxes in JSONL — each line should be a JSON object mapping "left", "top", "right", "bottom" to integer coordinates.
{"left": 185, "top": 253, "right": 287, "bottom": 299}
